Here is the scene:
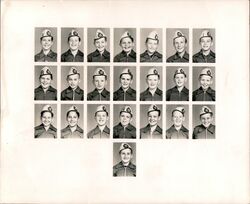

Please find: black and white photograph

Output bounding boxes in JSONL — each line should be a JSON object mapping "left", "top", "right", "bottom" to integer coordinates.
{"left": 34, "top": 27, "right": 57, "bottom": 62}
{"left": 34, "top": 104, "right": 57, "bottom": 139}
{"left": 34, "top": 65, "right": 57, "bottom": 101}
{"left": 113, "top": 142, "right": 136, "bottom": 177}
{"left": 61, "top": 27, "right": 84, "bottom": 62}
{"left": 140, "top": 28, "right": 163, "bottom": 62}
{"left": 60, "top": 66, "right": 84, "bottom": 101}
{"left": 140, "top": 104, "right": 163, "bottom": 139}
{"left": 113, "top": 66, "right": 136, "bottom": 101}
{"left": 87, "top": 104, "right": 110, "bottom": 139}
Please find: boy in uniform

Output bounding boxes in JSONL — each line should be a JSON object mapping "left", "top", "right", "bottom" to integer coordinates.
{"left": 87, "top": 68, "right": 110, "bottom": 101}
{"left": 34, "top": 66, "right": 57, "bottom": 100}
{"left": 35, "top": 29, "right": 57, "bottom": 62}
{"left": 193, "top": 30, "right": 215, "bottom": 63}
{"left": 61, "top": 29, "right": 84, "bottom": 62}
{"left": 113, "top": 143, "right": 136, "bottom": 177}
{"left": 61, "top": 67, "right": 84, "bottom": 101}
{"left": 193, "top": 106, "right": 215, "bottom": 139}
{"left": 140, "top": 105, "right": 162, "bottom": 139}
{"left": 113, "top": 105, "right": 136, "bottom": 139}
{"left": 192, "top": 68, "right": 215, "bottom": 101}
{"left": 87, "top": 105, "right": 110, "bottom": 139}
{"left": 167, "top": 30, "right": 189, "bottom": 62}
{"left": 88, "top": 29, "right": 110, "bottom": 62}
{"left": 166, "top": 107, "right": 189, "bottom": 139}
{"left": 113, "top": 68, "right": 136, "bottom": 101}
{"left": 140, "top": 30, "right": 162, "bottom": 62}
{"left": 166, "top": 68, "right": 189, "bottom": 101}
{"left": 140, "top": 67, "right": 162, "bottom": 101}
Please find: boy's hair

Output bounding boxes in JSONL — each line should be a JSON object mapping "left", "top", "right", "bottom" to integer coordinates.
{"left": 94, "top": 36, "right": 107, "bottom": 43}
{"left": 172, "top": 110, "right": 184, "bottom": 117}
{"left": 40, "top": 36, "right": 53, "bottom": 41}
{"left": 147, "top": 74, "right": 160, "bottom": 80}
{"left": 119, "top": 148, "right": 133, "bottom": 155}
{"left": 66, "top": 110, "right": 80, "bottom": 118}
{"left": 41, "top": 111, "right": 53, "bottom": 118}
{"left": 39, "top": 74, "right": 53, "bottom": 80}
{"left": 120, "top": 73, "right": 133, "bottom": 80}
{"left": 147, "top": 110, "right": 161, "bottom": 117}
{"left": 199, "top": 36, "right": 213, "bottom": 43}
{"left": 67, "top": 73, "right": 80, "bottom": 81}
{"left": 145, "top": 38, "right": 159, "bottom": 44}
{"left": 95, "top": 111, "right": 108, "bottom": 117}
{"left": 200, "top": 112, "right": 213, "bottom": 119}
{"left": 119, "top": 36, "right": 134, "bottom": 45}
{"left": 68, "top": 35, "right": 81, "bottom": 42}
{"left": 173, "top": 36, "right": 187, "bottom": 44}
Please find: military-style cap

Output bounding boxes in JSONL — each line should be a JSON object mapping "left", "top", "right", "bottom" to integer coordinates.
{"left": 120, "top": 68, "right": 133, "bottom": 79}
{"left": 147, "top": 67, "right": 160, "bottom": 77}
{"left": 68, "top": 67, "right": 80, "bottom": 77}
{"left": 119, "top": 142, "right": 132, "bottom": 153}
{"left": 174, "top": 68, "right": 186, "bottom": 77}
{"left": 200, "top": 106, "right": 212, "bottom": 116}
{"left": 95, "top": 105, "right": 108, "bottom": 114}
{"left": 95, "top": 29, "right": 106, "bottom": 40}
{"left": 120, "top": 105, "right": 133, "bottom": 117}
{"left": 40, "top": 66, "right": 53, "bottom": 77}
{"left": 120, "top": 31, "right": 133, "bottom": 41}
{"left": 200, "top": 68, "right": 213, "bottom": 78}
{"left": 147, "top": 30, "right": 159, "bottom": 41}
{"left": 67, "top": 105, "right": 79, "bottom": 114}
{"left": 93, "top": 68, "right": 107, "bottom": 77}
{"left": 41, "top": 29, "right": 53, "bottom": 39}
{"left": 148, "top": 104, "right": 161, "bottom": 114}
{"left": 68, "top": 29, "right": 80, "bottom": 39}
{"left": 200, "top": 30, "right": 213, "bottom": 39}
{"left": 173, "top": 30, "right": 185, "bottom": 40}
{"left": 172, "top": 106, "right": 185, "bottom": 116}
{"left": 41, "top": 105, "right": 53, "bottom": 114}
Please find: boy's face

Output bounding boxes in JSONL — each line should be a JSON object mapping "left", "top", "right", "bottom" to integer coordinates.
{"left": 41, "top": 112, "right": 53, "bottom": 127}
{"left": 41, "top": 36, "right": 53, "bottom": 51}
{"left": 120, "top": 112, "right": 132, "bottom": 126}
{"left": 120, "top": 74, "right": 133, "bottom": 90}
{"left": 201, "top": 113, "right": 213, "bottom": 128}
{"left": 146, "top": 39, "right": 158, "bottom": 54}
{"left": 120, "top": 148, "right": 133, "bottom": 164}
{"left": 174, "top": 73, "right": 186, "bottom": 88}
{"left": 174, "top": 37, "right": 186, "bottom": 53}
{"left": 120, "top": 37, "right": 134, "bottom": 53}
{"left": 200, "top": 37, "right": 213, "bottom": 51}
{"left": 68, "top": 74, "right": 80, "bottom": 89}
{"left": 93, "top": 75, "right": 107, "bottom": 91}
{"left": 69, "top": 36, "right": 81, "bottom": 51}
{"left": 40, "top": 74, "right": 52, "bottom": 89}
{"left": 147, "top": 75, "right": 160, "bottom": 90}
{"left": 199, "top": 75, "right": 213, "bottom": 90}
{"left": 172, "top": 111, "right": 185, "bottom": 128}
{"left": 148, "top": 111, "right": 160, "bottom": 126}
{"left": 95, "top": 111, "right": 108, "bottom": 126}
{"left": 67, "top": 111, "right": 79, "bottom": 127}
{"left": 95, "top": 37, "right": 107, "bottom": 53}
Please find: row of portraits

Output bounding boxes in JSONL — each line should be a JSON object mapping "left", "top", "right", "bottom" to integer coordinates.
{"left": 34, "top": 103, "right": 216, "bottom": 140}
{"left": 34, "top": 27, "right": 216, "bottom": 63}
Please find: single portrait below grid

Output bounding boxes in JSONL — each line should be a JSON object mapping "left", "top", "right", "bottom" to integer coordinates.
{"left": 87, "top": 104, "right": 110, "bottom": 139}
{"left": 34, "top": 27, "right": 57, "bottom": 62}
{"left": 113, "top": 142, "right": 136, "bottom": 177}
{"left": 166, "top": 28, "right": 189, "bottom": 63}
{"left": 61, "top": 27, "right": 84, "bottom": 62}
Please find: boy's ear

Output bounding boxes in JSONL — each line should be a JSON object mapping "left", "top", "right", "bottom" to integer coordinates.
{"left": 184, "top": 77, "right": 187, "bottom": 83}
{"left": 211, "top": 41, "right": 214, "bottom": 47}
{"left": 183, "top": 116, "right": 185, "bottom": 122}
{"left": 157, "top": 79, "right": 160, "bottom": 85}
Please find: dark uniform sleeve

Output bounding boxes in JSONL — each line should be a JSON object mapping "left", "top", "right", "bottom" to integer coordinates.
{"left": 192, "top": 90, "right": 196, "bottom": 101}
{"left": 61, "top": 53, "right": 65, "bottom": 62}
{"left": 192, "top": 127, "right": 198, "bottom": 139}
{"left": 166, "top": 89, "right": 171, "bottom": 101}
{"left": 212, "top": 89, "right": 216, "bottom": 101}
{"left": 87, "top": 53, "right": 92, "bottom": 62}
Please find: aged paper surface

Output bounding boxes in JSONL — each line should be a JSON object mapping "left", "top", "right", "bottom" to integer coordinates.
{"left": 1, "top": 0, "right": 249, "bottom": 203}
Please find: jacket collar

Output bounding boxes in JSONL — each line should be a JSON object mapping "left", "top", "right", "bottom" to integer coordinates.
{"left": 143, "top": 50, "right": 162, "bottom": 58}
{"left": 169, "top": 125, "right": 188, "bottom": 133}
{"left": 92, "top": 49, "right": 109, "bottom": 57}
{"left": 64, "top": 125, "right": 83, "bottom": 133}
{"left": 65, "top": 86, "right": 81, "bottom": 94}
{"left": 173, "top": 51, "right": 189, "bottom": 60}
{"left": 198, "top": 50, "right": 215, "bottom": 58}
{"left": 117, "top": 87, "right": 134, "bottom": 95}
{"left": 36, "top": 85, "right": 55, "bottom": 93}
{"left": 91, "top": 88, "right": 109, "bottom": 97}
{"left": 196, "top": 86, "right": 213, "bottom": 95}
{"left": 142, "top": 124, "right": 162, "bottom": 133}
{"left": 120, "top": 49, "right": 136, "bottom": 58}
{"left": 145, "top": 87, "right": 162, "bottom": 95}
{"left": 92, "top": 125, "right": 110, "bottom": 134}
{"left": 172, "top": 86, "right": 189, "bottom": 94}
{"left": 40, "top": 124, "right": 57, "bottom": 132}
{"left": 117, "top": 122, "right": 134, "bottom": 131}
{"left": 116, "top": 161, "right": 136, "bottom": 170}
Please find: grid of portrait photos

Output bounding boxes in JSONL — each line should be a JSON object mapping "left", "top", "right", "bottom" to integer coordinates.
{"left": 34, "top": 27, "right": 216, "bottom": 177}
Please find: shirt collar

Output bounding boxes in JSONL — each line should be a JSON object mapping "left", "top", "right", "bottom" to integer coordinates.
{"left": 121, "top": 49, "right": 136, "bottom": 58}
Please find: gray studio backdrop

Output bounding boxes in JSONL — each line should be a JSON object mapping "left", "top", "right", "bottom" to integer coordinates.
{"left": 34, "top": 65, "right": 57, "bottom": 90}
{"left": 61, "top": 27, "right": 84, "bottom": 56}
{"left": 113, "top": 142, "right": 136, "bottom": 165}
{"left": 113, "top": 104, "right": 136, "bottom": 128}
{"left": 166, "top": 28, "right": 189, "bottom": 60}
{"left": 113, "top": 66, "right": 136, "bottom": 91}
{"left": 34, "top": 104, "right": 57, "bottom": 127}
{"left": 166, "top": 66, "right": 189, "bottom": 90}
{"left": 35, "top": 27, "right": 57, "bottom": 57}
{"left": 140, "top": 104, "right": 163, "bottom": 129}
{"left": 192, "top": 66, "right": 215, "bottom": 91}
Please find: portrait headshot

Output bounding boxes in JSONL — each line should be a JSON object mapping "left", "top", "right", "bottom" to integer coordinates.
{"left": 61, "top": 28, "right": 84, "bottom": 62}
{"left": 34, "top": 27, "right": 57, "bottom": 62}
{"left": 140, "top": 28, "right": 163, "bottom": 62}
{"left": 114, "top": 28, "right": 136, "bottom": 62}
{"left": 113, "top": 142, "right": 136, "bottom": 177}
{"left": 34, "top": 104, "right": 57, "bottom": 139}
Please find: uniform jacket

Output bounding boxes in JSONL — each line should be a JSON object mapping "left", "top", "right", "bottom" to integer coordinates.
{"left": 35, "top": 50, "right": 57, "bottom": 62}
{"left": 192, "top": 87, "right": 215, "bottom": 101}
{"left": 113, "top": 87, "right": 136, "bottom": 101}
{"left": 114, "top": 50, "right": 136, "bottom": 62}
{"left": 113, "top": 123, "right": 136, "bottom": 139}
{"left": 166, "top": 125, "right": 189, "bottom": 139}
{"left": 61, "top": 49, "right": 84, "bottom": 62}
{"left": 87, "top": 88, "right": 110, "bottom": 101}
{"left": 140, "top": 51, "right": 162, "bottom": 62}
{"left": 167, "top": 51, "right": 189, "bottom": 63}
{"left": 61, "top": 125, "right": 83, "bottom": 138}
{"left": 140, "top": 124, "right": 162, "bottom": 139}
{"left": 193, "top": 124, "right": 215, "bottom": 139}
{"left": 87, "top": 49, "right": 110, "bottom": 62}
{"left": 113, "top": 161, "right": 136, "bottom": 177}
{"left": 87, "top": 125, "right": 110, "bottom": 139}
{"left": 35, "top": 124, "right": 57, "bottom": 138}
{"left": 140, "top": 87, "right": 162, "bottom": 101}
{"left": 34, "top": 85, "right": 57, "bottom": 101}
{"left": 166, "top": 86, "right": 189, "bottom": 101}
{"left": 193, "top": 50, "right": 216, "bottom": 63}
{"left": 61, "top": 86, "right": 84, "bottom": 101}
